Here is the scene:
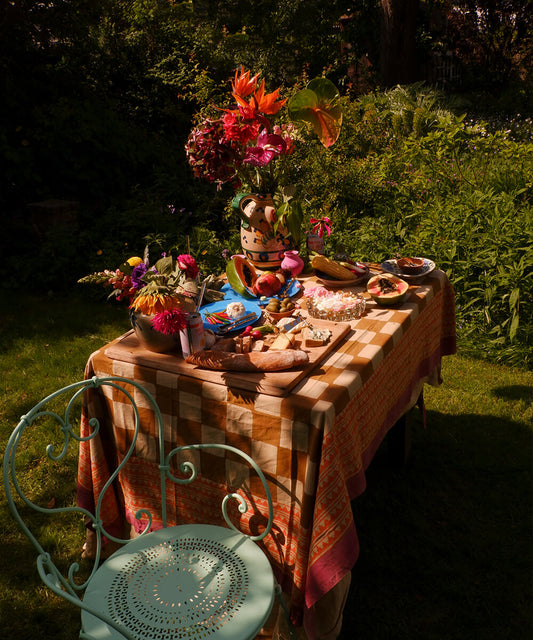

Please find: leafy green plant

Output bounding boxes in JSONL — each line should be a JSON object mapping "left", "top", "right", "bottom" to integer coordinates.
{"left": 293, "top": 86, "right": 533, "bottom": 367}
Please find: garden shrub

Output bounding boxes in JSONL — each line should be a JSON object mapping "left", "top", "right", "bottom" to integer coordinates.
{"left": 295, "top": 85, "right": 533, "bottom": 367}
{"left": 63, "top": 84, "right": 532, "bottom": 368}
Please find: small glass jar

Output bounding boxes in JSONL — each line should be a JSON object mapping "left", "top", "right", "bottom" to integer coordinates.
{"left": 306, "top": 233, "right": 324, "bottom": 255}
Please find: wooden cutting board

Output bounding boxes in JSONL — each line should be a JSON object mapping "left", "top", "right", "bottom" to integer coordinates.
{"left": 105, "top": 319, "right": 352, "bottom": 397}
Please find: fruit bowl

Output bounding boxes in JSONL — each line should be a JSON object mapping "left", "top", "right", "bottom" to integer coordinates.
{"left": 380, "top": 258, "right": 435, "bottom": 281}
{"left": 396, "top": 257, "right": 425, "bottom": 275}
{"left": 267, "top": 309, "right": 297, "bottom": 321}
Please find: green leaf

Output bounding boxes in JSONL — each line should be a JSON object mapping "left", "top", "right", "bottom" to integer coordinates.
{"left": 153, "top": 255, "right": 176, "bottom": 275}
{"left": 288, "top": 78, "right": 342, "bottom": 148}
{"left": 118, "top": 261, "right": 134, "bottom": 275}
{"left": 285, "top": 200, "right": 303, "bottom": 245}
{"left": 509, "top": 287, "right": 520, "bottom": 310}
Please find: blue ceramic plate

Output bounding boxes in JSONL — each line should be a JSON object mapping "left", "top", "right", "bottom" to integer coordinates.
{"left": 200, "top": 299, "right": 262, "bottom": 334}
{"left": 221, "top": 278, "right": 302, "bottom": 302}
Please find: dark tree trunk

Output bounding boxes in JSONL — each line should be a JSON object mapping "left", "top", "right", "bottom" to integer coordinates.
{"left": 380, "top": 0, "right": 420, "bottom": 86}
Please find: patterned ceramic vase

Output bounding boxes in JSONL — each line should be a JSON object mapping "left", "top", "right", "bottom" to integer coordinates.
{"left": 232, "top": 193, "right": 295, "bottom": 269}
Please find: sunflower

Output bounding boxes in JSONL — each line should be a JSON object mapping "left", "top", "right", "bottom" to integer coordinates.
{"left": 130, "top": 293, "right": 183, "bottom": 316}
{"left": 129, "top": 279, "right": 185, "bottom": 316}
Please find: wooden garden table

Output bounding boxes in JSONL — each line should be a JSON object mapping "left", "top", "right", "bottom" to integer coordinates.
{"left": 77, "top": 269, "right": 456, "bottom": 639}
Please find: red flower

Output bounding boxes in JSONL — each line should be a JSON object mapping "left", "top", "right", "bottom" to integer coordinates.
{"left": 222, "top": 111, "right": 260, "bottom": 145}
{"left": 177, "top": 254, "right": 199, "bottom": 279}
{"left": 151, "top": 308, "right": 188, "bottom": 335}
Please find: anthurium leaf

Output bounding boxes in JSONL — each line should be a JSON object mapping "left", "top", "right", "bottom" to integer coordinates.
{"left": 288, "top": 78, "right": 342, "bottom": 148}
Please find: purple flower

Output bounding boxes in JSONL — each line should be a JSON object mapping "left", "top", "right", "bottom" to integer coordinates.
{"left": 243, "top": 129, "right": 287, "bottom": 167}
{"left": 131, "top": 263, "right": 148, "bottom": 289}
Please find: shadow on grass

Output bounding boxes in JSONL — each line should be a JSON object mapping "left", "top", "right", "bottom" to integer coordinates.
{"left": 492, "top": 384, "right": 533, "bottom": 406}
{"left": 2, "top": 406, "right": 531, "bottom": 639}
{"left": 340, "top": 409, "right": 532, "bottom": 640}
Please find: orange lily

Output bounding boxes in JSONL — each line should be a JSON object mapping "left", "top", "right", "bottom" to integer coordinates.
{"left": 233, "top": 71, "right": 287, "bottom": 116}
{"left": 232, "top": 66, "right": 259, "bottom": 99}
{"left": 249, "top": 79, "right": 287, "bottom": 115}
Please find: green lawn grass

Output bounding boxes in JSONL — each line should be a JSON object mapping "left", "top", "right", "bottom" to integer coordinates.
{"left": 341, "top": 354, "right": 533, "bottom": 639}
{"left": 1, "top": 294, "right": 531, "bottom": 639}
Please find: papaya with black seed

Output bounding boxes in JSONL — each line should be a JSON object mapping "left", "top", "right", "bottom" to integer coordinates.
{"left": 226, "top": 256, "right": 258, "bottom": 299}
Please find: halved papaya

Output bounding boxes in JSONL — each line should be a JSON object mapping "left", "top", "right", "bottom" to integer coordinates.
{"left": 367, "top": 274, "right": 409, "bottom": 306}
{"left": 226, "top": 256, "right": 258, "bottom": 299}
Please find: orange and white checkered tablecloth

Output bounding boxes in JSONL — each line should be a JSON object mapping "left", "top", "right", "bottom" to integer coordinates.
{"left": 77, "top": 269, "right": 456, "bottom": 636}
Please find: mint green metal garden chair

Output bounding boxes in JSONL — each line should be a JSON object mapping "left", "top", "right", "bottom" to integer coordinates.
{"left": 3, "top": 376, "right": 293, "bottom": 640}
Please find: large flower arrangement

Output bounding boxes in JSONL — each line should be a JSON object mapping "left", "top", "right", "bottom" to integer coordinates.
{"left": 185, "top": 67, "right": 343, "bottom": 242}
{"left": 78, "top": 251, "right": 224, "bottom": 336}
{"left": 186, "top": 67, "right": 294, "bottom": 194}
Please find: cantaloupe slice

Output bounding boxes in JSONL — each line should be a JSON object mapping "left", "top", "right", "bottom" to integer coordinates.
{"left": 367, "top": 274, "right": 409, "bottom": 306}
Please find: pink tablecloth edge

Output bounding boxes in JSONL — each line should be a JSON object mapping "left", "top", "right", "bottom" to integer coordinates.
{"left": 304, "top": 337, "right": 457, "bottom": 617}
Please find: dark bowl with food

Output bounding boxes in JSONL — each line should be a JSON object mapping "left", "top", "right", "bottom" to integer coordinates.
{"left": 397, "top": 257, "right": 425, "bottom": 275}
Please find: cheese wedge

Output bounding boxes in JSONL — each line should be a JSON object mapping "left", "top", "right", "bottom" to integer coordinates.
{"left": 269, "top": 332, "right": 296, "bottom": 350}
{"left": 302, "top": 327, "right": 331, "bottom": 347}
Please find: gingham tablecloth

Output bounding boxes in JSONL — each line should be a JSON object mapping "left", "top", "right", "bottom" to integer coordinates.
{"left": 77, "top": 269, "right": 456, "bottom": 636}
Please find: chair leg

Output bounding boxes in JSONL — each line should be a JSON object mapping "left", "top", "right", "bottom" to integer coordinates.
{"left": 275, "top": 584, "right": 298, "bottom": 640}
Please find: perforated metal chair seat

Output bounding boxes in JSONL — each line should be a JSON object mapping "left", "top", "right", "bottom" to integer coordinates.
{"left": 82, "top": 524, "right": 275, "bottom": 640}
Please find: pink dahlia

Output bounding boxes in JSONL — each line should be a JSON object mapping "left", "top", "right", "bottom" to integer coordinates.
{"left": 151, "top": 308, "right": 188, "bottom": 335}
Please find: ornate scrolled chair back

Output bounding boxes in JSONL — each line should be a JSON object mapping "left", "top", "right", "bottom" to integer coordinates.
{"left": 3, "top": 376, "right": 286, "bottom": 640}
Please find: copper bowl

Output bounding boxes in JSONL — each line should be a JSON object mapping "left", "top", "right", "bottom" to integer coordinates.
{"left": 397, "top": 257, "right": 425, "bottom": 275}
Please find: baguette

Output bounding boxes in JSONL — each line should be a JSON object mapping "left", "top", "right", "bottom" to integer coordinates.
{"left": 186, "top": 349, "right": 309, "bottom": 371}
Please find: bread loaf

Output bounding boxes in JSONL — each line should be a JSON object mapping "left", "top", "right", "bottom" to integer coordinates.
{"left": 186, "top": 349, "right": 309, "bottom": 371}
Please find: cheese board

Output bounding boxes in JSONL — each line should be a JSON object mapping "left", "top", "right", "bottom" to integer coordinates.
{"left": 105, "top": 318, "right": 352, "bottom": 397}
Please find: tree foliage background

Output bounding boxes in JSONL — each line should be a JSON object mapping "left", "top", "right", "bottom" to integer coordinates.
{"left": 1, "top": 0, "right": 530, "bottom": 213}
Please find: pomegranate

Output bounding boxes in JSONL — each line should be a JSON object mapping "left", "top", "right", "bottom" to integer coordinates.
{"left": 253, "top": 272, "right": 282, "bottom": 297}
